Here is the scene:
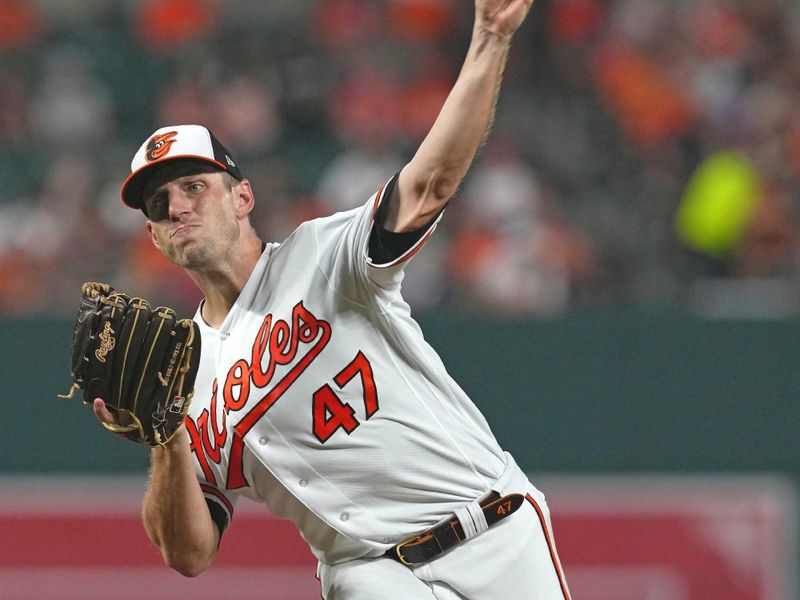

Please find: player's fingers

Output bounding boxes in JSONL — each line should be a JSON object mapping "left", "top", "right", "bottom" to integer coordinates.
{"left": 92, "top": 398, "right": 119, "bottom": 425}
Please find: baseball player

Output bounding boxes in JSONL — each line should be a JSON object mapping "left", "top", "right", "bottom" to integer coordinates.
{"left": 94, "top": 0, "right": 571, "bottom": 597}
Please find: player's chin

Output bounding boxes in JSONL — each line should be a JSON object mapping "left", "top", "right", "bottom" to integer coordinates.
{"left": 174, "top": 243, "right": 213, "bottom": 271}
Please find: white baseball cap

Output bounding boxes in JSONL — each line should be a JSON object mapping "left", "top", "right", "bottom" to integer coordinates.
{"left": 120, "top": 124, "right": 243, "bottom": 210}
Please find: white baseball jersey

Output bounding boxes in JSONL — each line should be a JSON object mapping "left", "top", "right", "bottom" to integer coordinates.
{"left": 185, "top": 177, "right": 509, "bottom": 564}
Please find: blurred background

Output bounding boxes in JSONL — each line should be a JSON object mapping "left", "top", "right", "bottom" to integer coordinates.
{"left": 1, "top": 0, "right": 800, "bottom": 598}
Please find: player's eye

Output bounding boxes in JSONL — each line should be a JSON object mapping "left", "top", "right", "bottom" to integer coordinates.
{"left": 188, "top": 182, "right": 205, "bottom": 193}
{"left": 146, "top": 195, "right": 169, "bottom": 222}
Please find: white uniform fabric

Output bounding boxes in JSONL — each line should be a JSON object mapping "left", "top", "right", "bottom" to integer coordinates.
{"left": 184, "top": 178, "right": 570, "bottom": 596}
{"left": 317, "top": 465, "right": 571, "bottom": 600}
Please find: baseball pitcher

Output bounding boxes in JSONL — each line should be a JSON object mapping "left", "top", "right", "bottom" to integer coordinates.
{"left": 64, "top": 0, "right": 571, "bottom": 597}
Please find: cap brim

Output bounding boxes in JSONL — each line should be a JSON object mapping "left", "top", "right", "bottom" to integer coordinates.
{"left": 120, "top": 154, "right": 230, "bottom": 209}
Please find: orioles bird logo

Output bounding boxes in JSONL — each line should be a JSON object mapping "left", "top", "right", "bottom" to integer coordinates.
{"left": 146, "top": 131, "right": 179, "bottom": 162}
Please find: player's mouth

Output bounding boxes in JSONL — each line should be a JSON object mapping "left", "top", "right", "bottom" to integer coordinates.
{"left": 171, "top": 224, "right": 199, "bottom": 238}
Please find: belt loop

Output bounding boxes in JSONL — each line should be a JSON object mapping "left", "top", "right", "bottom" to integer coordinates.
{"left": 467, "top": 499, "right": 488, "bottom": 533}
{"left": 454, "top": 498, "right": 488, "bottom": 540}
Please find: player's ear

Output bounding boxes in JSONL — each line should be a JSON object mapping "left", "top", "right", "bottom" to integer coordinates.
{"left": 145, "top": 221, "right": 162, "bottom": 249}
{"left": 233, "top": 179, "right": 255, "bottom": 219}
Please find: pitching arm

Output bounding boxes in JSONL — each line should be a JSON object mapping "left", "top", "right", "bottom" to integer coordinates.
{"left": 383, "top": 0, "right": 535, "bottom": 233}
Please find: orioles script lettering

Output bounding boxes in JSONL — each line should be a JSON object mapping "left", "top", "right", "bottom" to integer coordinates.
{"left": 186, "top": 301, "right": 332, "bottom": 489}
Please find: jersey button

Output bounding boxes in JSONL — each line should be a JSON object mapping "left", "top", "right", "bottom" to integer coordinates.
{"left": 339, "top": 512, "right": 350, "bottom": 522}
{"left": 258, "top": 436, "right": 268, "bottom": 445}
{"left": 299, "top": 479, "right": 308, "bottom": 487}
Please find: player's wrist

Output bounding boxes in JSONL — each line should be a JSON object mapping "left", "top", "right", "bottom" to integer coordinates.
{"left": 473, "top": 20, "right": 517, "bottom": 45}
{"left": 151, "top": 424, "right": 189, "bottom": 453}
{"left": 469, "top": 25, "right": 514, "bottom": 61}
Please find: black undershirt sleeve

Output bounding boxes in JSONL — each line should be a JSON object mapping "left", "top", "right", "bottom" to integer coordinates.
{"left": 205, "top": 498, "right": 229, "bottom": 542}
{"left": 368, "top": 173, "right": 444, "bottom": 264}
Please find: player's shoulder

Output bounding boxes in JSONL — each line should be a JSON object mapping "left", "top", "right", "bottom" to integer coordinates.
{"left": 278, "top": 206, "right": 364, "bottom": 247}
{"left": 307, "top": 206, "right": 364, "bottom": 229}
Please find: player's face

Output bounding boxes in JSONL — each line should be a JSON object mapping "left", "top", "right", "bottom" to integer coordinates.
{"left": 143, "top": 167, "right": 244, "bottom": 271}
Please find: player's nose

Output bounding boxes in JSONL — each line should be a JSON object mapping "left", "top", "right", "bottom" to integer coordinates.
{"left": 167, "top": 188, "right": 192, "bottom": 219}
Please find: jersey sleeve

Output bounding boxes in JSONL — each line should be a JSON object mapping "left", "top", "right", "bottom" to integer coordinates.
{"left": 313, "top": 174, "right": 445, "bottom": 295}
{"left": 366, "top": 174, "right": 445, "bottom": 271}
{"left": 199, "top": 480, "right": 237, "bottom": 537}
{"left": 367, "top": 173, "right": 445, "bottom": 266}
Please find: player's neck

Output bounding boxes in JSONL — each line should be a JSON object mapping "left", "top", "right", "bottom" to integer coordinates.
{"left": 190, "top": 236, "right": 264, "bottom": 329}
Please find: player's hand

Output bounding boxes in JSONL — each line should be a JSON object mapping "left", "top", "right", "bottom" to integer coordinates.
{"left": 93, "top": 398, "right": 187, "bottom": 447}
{"left": 92, "top": 398, "right": 137, "bottom": 429}
{"left": 93, "top": 398, "right": 122, "bottom": 427}
{"left": 475, "top": 0, "right": 535, "bottom": 40}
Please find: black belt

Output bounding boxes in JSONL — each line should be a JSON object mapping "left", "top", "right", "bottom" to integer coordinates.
{"left": 386, "top": 491, "right": 524, "bottom": 566}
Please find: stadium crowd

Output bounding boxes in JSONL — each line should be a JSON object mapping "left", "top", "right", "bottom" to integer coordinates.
{"left": 1, "top": 0, "right": 799, "bottom": 317}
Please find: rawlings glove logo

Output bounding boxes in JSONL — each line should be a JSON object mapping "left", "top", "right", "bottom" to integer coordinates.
{"left": 95, "top": 321, "right": 116, "bottom": 363}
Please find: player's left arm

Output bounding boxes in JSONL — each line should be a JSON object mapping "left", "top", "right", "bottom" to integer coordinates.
{"left": 382, "top": 0, "right": 535, "bottom": 233}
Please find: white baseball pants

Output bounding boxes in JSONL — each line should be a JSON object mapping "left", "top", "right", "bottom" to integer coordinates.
{"left": 316, "top": 485, "right": 571, "bottom": 600}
